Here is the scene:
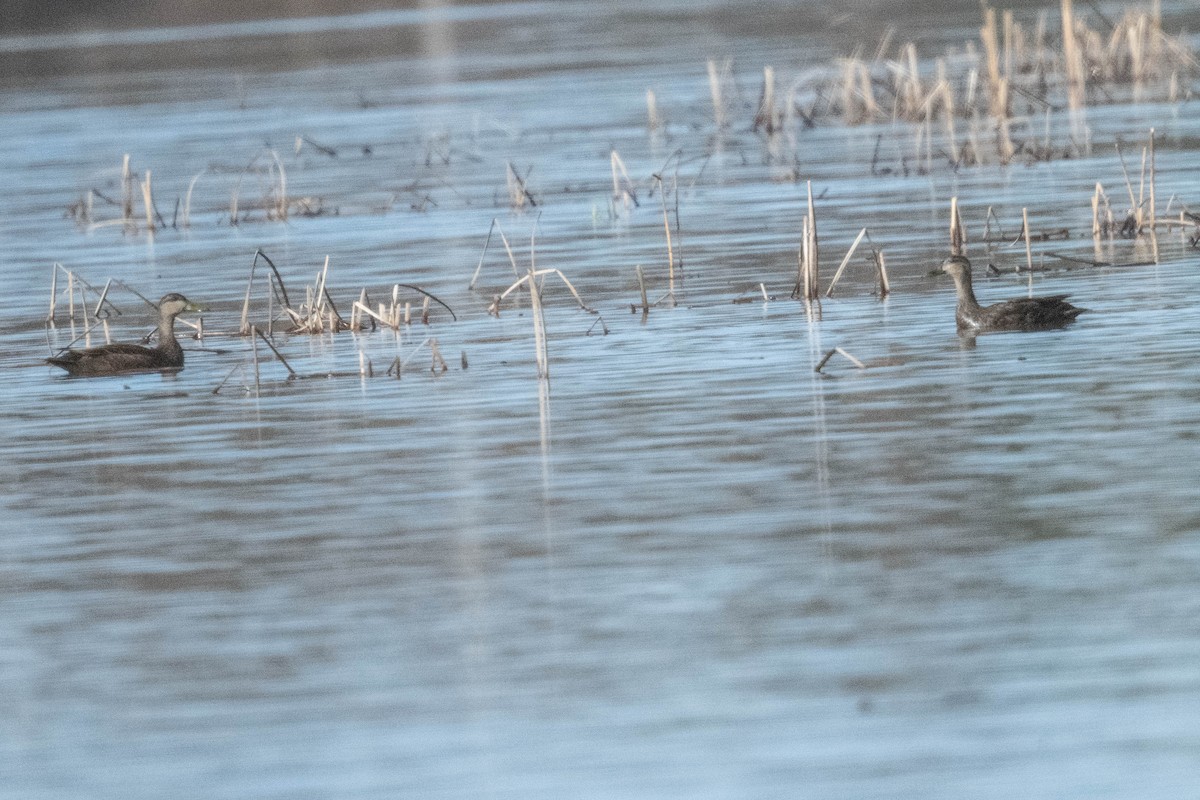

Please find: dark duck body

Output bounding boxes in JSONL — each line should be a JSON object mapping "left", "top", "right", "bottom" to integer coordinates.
{"left": 941, "top": 256, "right": 1086, "bottom": 333}
{"left": 47, "top": 293, "right": 202, "bottom": 377}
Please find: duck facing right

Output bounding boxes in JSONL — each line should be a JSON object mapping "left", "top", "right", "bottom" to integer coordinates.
{"left": 940, "top": 255, "right": 1087, "bottom": 333}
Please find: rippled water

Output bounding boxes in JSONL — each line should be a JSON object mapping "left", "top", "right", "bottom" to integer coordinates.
{"left": 3, "top": 1, "right": 1200, "bottom": 798}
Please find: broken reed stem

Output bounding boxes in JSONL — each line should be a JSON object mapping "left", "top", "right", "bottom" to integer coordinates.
{"left": 268, "top": 148, "right": 287, "bottom": 221}
{"left": 874, "top": 249, "right": 890, "bottom": 297}
{"left": 814, "top": 346, "right": 866, "bottom": 373}
{"left": 707, "top": 59, "right": 726, "bottom": 130}
{"left": 824, "top": 227, "right": 868, "bottom": 298}
{"left": 47, "top": 263, "right": 60, "bottom": 321}
{"left": 754, "top": 65, "right": 777, "bottom": 133}
{"left": 429, "top": 338, "right": 448, "bottom": 373}
{"left": 610, "top": 150, "right": 637, "bottom": 210}
{"left": 253, "top": 326, "right": 296, "bottom": 375}
{"left": 250, "top": 325, "right": 261, "bottom": 392}
{"left": 646, "top": 89, "right": 662, "bottom": 131}
{"left": 635, "top": 265, "right": 649, "bottom": 312}
{"left": 140, "top": 170, "right": 155, "bottom": 233}
{"left": 1022, "top": 208, "right": 1033, "bottom": 271}
{"left": 94, "top": 279, "right": 112, "bottom": 320}
{"left": 492, "top": 268, "right": 594, "bottom": 314}
{"left": 506, "top": 162, "right": 535, "bottom": 209}
{"left": 950, "top": 196, "right": 966, "bottom": 256}
{"left": 803, "top": 181, "right": 819, "bottom": 300}
{"left": 121, "top": 154, "right": 133, "bottom": 226}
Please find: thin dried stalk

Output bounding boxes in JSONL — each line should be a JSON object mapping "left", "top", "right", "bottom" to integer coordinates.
{"left": 183, "top": 169, "right": 205, "bottom": 228}
{"left": 140, "top": 170, "right": 155, "bottom": 233}
{"left": 824, "top": 227, "right": 868, "bottom": 298}
{"left": 873, "top": 248, "right": 890, "bottom": 297}
{"left": 1022, "top": 208, "right": 1034, "bottom": 271}
{"left": 611, "top": 150, "right": 637, "bottom": 210}
{"left": 754, "top": 66, "right": 778, "bottom": 133}
{"left": 707, "top": 59, "right": 727, "bottom": 130}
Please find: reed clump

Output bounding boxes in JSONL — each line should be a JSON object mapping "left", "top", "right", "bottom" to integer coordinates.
{"left": 742, "top": 1, "right": 1194, "bottom": 170}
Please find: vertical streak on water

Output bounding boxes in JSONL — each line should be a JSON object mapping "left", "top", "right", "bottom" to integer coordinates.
{"left": 804, "top": 304, "right": 834, "bottom": 562}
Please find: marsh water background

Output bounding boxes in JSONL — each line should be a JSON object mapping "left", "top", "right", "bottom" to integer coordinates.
{"left": 3, "top": 1, "right": 1200, "bottom": 797}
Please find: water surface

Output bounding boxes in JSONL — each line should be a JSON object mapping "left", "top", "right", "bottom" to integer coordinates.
{"left": 2, "top": 2, "right": 1200, "bottom": 798}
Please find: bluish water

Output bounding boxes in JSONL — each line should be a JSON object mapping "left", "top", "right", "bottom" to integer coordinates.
{"left": 2, "top": 2, "right": 1200, "bottom": 798}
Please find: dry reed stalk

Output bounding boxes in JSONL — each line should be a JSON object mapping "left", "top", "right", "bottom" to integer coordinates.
{"left": 1115, "top": 141, "right": 1139, "bottom": 231}
{"left": 802, "top": 181, "right": 819, "bottom": 300}
{"left": 646, "top": 89, "right": 662, "bottom": 131}
{"left": 873, "top": 248, "right": 890, "bottom": 297}
{"left": 1003, "top": 10, "right": 1016, "bottom": 79}
{"left": 610, "top": 151, "right": 637, "bottom": 210}
{"left": 858, "top": 61, "right": 880, "bottom": 121}
{"left": 1136, "top": 143, "right": 1148, "bottom": 231}
{"left": 252, "top": 325, "right": 295, "bottom": 376}
{"left": 1089, "top": 183, "right": 1113, "bottom": 239}
{"left": 981, "top": 8, "right": 1006, "bottom": 119}
{"left": 839, "top": 59, "right": 857, "bottom": 123}
{"left": 94, "top": 279, "right": 112, "bottom": 320}
{"left": 140, "top": 171, "right": 154, "bottom": 233}
{"left": 635, "top": 265, "right": 649, "bottom": 313}
{"left": 490, "top": 267, "right": 595, "bottom": 315}
{"left": 229, "top": 184, "right": 240, "bottom": 225}
{"left": 1148, "top": 128, "right": 1157, "bottom": 232}
{"left": 47, "top": 263, "right": 61, "bottom": 322}
{"left": 754, "top": 66, "right": 778, "bottom": 133}
{"left": 814, "top": 346, "right": 866, "bottom": 373}
{"left": 1022, "top": 208, "right": 1033, "bottom": 272}
{"left": 898, "top": 43, "right": 919, "bottom": 118}
{"left": 267, "top": 148, "right": 287, "bottom": 221}
{"left": 653, "top": 173, "right": 678, "bottom": 305}
{"left": 429, "top": 338, "right": 448, "bottom": 373}
{"left": 506, "top": 162, "right": 536, "bottom": 209}
{"left": 250, "top": 325, "right": 261, "bottom": 392}
{"left": 528, "top": 267, "right": 548, "bottom": 379}
{"left": 950, "top": 196, "right": 966, "bottom": 256}
{"left": 937, "top": 78, "right": 958, "bottom": 162}
{"left": 707, "top": 59, "right": 727, "bottom": 130}
{"left": 182, "top": 169, "right": 205, "bottom": 228}
{"left": 353, "top": 301, "right": 396, "bottom": 330}
{"left": 121, "top": 154, "right": 133, "bottom": 227}
{"left": 824, "top": 227, "right": 868, "bottom": 298}
{"left": 469, "top": 219, "right": 502, "bottom": 289}
{"left": 1061, "top": 0, "right": 1086, "bottom": 110}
